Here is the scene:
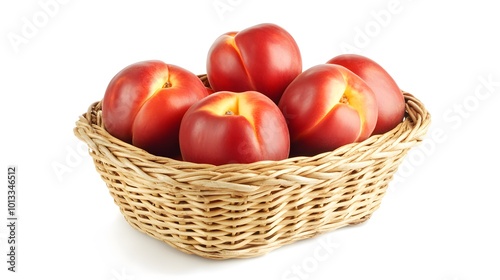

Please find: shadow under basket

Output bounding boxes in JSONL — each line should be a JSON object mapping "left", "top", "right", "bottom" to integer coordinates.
{"left": 73, "top": 87, "right": 430, "bottom": 260}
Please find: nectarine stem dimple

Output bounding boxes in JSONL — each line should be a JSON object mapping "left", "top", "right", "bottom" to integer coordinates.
{"left": 340, "top": 95, "right": 349, "bottom": 104}
{"left": 225, "top": 110, "right": 234, "bottom": 115}
{"left": 162, "top": 81, "right": 172, "bottom": 88}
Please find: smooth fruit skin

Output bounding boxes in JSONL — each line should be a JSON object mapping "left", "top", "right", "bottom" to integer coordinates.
{"left": 102, "top": 60, "right": 209, "bottom": 157}
{"left": 278, "top": 64, "right": 378, "bottom": 156}
{"left": 326, "top": 54, "right": 405, "bottom": 135}
{"left": 179, "top": 91, "right": 290, "bottom": 165}
{"left": 206, "top": 23, "right": 302, "bottom": 104}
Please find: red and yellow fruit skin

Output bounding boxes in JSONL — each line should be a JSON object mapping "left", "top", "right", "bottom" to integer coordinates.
{"left": 102, "top": 60, "right": 209, "bottom": 157}
{"left": 327, "top": 54, "right": 405, "bottom": 135}
{"left": 179, "top": 91, "right": 290, "bottom": 165}
{"left": 207, "top": 23, "right": 302, "bottom": 104}
{"left": 278, "top": 63, "right": 378, "bottom": 156}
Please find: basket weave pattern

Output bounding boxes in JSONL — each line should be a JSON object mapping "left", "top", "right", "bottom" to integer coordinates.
{"left": 74, "top": 87, "right": 430, "bottom": 259}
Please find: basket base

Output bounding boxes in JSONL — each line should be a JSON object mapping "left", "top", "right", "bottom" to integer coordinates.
{"left": 116, "top": 201, "right": 377, "bottom": 260}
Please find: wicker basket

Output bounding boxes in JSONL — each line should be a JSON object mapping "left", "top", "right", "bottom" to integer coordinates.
{"left": 73, "top": 77, "right": 430, "bottom": 259}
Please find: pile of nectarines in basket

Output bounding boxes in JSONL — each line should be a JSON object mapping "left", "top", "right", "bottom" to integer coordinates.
{"left": 102, "top": 23, "right": 405, "bottom": 165}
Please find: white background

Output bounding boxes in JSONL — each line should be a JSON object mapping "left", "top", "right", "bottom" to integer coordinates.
{"left": 1, "top": 0, "right": 499, "bottom": 279}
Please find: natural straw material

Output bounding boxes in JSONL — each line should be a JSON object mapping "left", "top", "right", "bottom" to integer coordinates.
{"left": 74, "top": 79, "right": 430, "bottom": 259}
